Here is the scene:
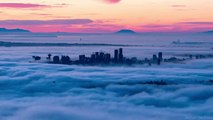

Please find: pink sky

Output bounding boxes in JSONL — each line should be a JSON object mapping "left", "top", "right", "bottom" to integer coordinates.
{"left": 0, "top": 0, "right": 212, "bottom": 33}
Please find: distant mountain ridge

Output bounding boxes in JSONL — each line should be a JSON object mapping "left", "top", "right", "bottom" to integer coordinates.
{"left": 203, "top": 30, "right": 213, "bottom": 34}
{"left": 115, "top": 29, "right": 137, "bottom": 34}
{"left": 0, "top": 28, "right": 30, "bottom": 33}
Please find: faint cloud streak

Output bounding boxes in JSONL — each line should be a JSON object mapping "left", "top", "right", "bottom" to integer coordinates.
{"left": 102, "top": 0, "right": 121, "bottom": 4}
{"left": 0, "top": 19, "right": 93, "bottom": 25}
{"left": 0, "top": 3, "right": 50, "bottom": 9}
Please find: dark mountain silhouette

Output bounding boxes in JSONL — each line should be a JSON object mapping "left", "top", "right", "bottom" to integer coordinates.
{"left": 203, "top": 30, "right": 213, "bottom": 34}
{"left": 115, "top": 29, "right": 137, "bottom": 34}
{"left": 0, "top": 28, "right": 30, "bottom": 33}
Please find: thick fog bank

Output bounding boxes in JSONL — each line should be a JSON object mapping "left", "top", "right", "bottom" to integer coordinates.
{"left": 0, "top": 33, "right": 213, "bottom": 120}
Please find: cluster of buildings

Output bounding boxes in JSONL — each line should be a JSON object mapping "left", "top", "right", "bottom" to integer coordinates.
{"left": 188, "top": 54, "right": 213, "bottom": 59}
{"left": 32, "top": 48, "right": 165, "bottom": 66}
{"left": 32, "top": 48, "right": 213, "bottom": 66}
{"left": 50, "top": 48, "right": 123, "bottom": 65}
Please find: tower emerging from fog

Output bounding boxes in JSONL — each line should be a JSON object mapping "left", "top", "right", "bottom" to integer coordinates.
{"left": 158, "top": 52, "right": 163, "bottom": 62}
{"left": 114, "top": 48, "right": 123, "bottom": 63}
{"left": 114, "top": 49, "right": 119, "bottom": 62}
{"left": 119, "top": 48, "right": 123, "bottom": 62}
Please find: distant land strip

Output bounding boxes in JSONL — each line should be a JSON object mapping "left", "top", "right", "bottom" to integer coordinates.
{"left": 0, "top": 41, "right": 142, "bottom": 47}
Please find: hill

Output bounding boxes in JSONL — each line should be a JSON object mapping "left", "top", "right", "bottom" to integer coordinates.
{"left": 203, "top": 30, "right": 213, "bottom": 34}
{"left": 115, "top": 29, "right": 137, "bottom": 34}
{"left": 0, "top": 28, "right": 30, "bottom": 33}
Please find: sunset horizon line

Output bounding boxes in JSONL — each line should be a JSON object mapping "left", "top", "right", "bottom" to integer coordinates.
{"left": 0, "top": 27, "right": 211, "bottom": 34}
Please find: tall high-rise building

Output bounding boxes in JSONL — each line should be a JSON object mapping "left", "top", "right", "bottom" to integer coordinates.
{"left": 53, "top": 56, "right": 60, "bottom": 63}
{"left": 153, "top": 54, "right": 158, "bottom": 64}
{"left": 114, "top": 49, "right": 119, "bottom": 62}
{"left": 158, "top": 52, "right": 163, "bottom": 62}
{"left": 104, "top": 53, "right": 111, "bottom": 63}
{"left": 119, "top": 48, "right": 123, "bottom": 62}
{"left": 79, "top": 55, "right": 86, "bottom": 63}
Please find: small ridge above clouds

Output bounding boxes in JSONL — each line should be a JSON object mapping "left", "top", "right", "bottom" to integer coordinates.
{"left": 0, "top": 28, "right": 30, "bottom": 33}
{"left": 115, "top": 29, "right": 137, "bottom": 34}
{"left": 203, "top": 30, "right": 213, "bottom": 34}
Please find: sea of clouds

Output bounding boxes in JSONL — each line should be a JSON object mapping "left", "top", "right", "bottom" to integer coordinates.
{"left": 0, "top": 33, "right": 213, "bottom": 120}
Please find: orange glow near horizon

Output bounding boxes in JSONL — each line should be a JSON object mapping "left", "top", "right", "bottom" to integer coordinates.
{"left": 0, "top": 0, "right": 212, "bottom": 32}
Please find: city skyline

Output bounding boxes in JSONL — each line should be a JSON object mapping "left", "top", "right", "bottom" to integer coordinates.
{"left": 0, "top": 0, "right": 213, "bottom": 33}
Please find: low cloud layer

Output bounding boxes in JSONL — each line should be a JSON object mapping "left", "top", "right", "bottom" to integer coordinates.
{"left": 0, "top": 34, "right": 213, "bottom": 119}
{"left": 1, "top": 18, "right": 213, "bottom": 33}
{"left": 179, "top": 22, "right": 213, "bottom": 25}
{"left": 0, "top": 19, "right": 125, "bottom": 33}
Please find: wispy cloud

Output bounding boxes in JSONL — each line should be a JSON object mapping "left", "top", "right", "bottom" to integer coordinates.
{"left": 30, "top": 13, "right": 52, "bottom": 16}
{"left": 140, "top": 21, "right": 213, "bottom": 32}
{"left": 142, "top": 24, "right": 173, "bottom": 28}
{"left": 179, "top": 22, "right": 213, "bottom": 25}
{"left": 0, "top": 3, "right": 68, "bottom": 9}
{"left": 171, "top": 5, "right": 186, "bottom": 8}
{"left": 103, "top": 0, "right": 121, "bottom": 4}
{"left": 0, "top": 19, "right": 93, "bottom": 25}
{"left": 0, "top": 3, "right": 50, "bottom": 9}
{"left": 170, "top": 5, "right": 191, "bottom": 11}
